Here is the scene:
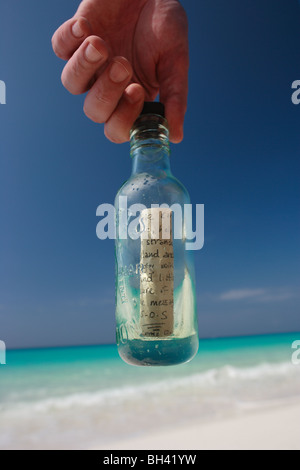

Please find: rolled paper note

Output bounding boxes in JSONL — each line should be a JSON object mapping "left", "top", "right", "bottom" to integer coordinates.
{"left": 139, "top": 208, "right": 174, "bottom": 337}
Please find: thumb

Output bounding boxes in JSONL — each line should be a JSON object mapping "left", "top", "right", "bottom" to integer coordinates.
{"left": 157, "top": 46, "right": 189, "bottom": 143}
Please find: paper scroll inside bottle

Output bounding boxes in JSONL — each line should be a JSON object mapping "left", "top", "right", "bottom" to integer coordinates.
{"left": 139, "top": 208, "right": 174, "bottom": 337}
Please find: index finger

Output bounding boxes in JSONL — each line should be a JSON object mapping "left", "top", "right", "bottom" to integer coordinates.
{"left": 51, "top": 16, "right": 92, "bottom": 60}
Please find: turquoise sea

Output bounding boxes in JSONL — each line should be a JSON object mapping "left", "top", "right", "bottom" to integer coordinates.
{"left": 0, "top": 333, "right": 300, "bottom": 449}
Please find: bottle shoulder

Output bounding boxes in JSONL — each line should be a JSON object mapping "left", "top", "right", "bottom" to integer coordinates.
{"left": 115, "top": 172, "right": 190, "bottom": 207}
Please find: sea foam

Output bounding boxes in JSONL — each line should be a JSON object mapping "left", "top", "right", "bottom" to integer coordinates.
{"left": 0, "top": 360, "right": 299, "bottom": 449}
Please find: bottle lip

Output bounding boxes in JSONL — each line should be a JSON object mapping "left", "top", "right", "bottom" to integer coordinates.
{"left": 130, "top": 114, "right": 169, "bottom": 143}
{"left": 130, "top": 103, "right": 169, "bottom": 151}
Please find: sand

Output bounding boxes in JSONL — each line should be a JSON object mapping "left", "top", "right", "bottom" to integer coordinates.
{"left": 95, "top": 402, "right": 300, "bottom": 451}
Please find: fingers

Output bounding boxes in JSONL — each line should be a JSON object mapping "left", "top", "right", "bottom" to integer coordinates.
{"left": 158, "top": 49, "right": 189, "bottom": 143}
{"left": 104, "top": 84, "right": 145, "bottom": 143}
{"left": 164, "top": 92, "right": 187, "bottom": 144}
{"left": 156, "top": 4, "right": 189, "bottom": 144}
{"left": 52, "top": 16, "right": 92, "bottom": 60}
{"left": 61, "top": 36, "right": 109, "bottom": 95}
{"left": 83, "top": 56, "right": 133, "bottom": 124}
{"left": 53, "top": 16, "right": 144, "bottom": 144}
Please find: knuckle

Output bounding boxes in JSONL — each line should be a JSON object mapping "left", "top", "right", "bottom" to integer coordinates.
{"left": 51, "top": 34, "right": 56, "bottom": 51}
{"left": 93, "top": 82, "right": 111, "bottom": 107}
{"left": 104, "top": 125, "right": 125, "bottom": 144}
{"left": 72, "top": 56, "right": 85, "bottom": 80}
{"left": 83, "top": 101, "right": 105, "bottom": 124}
{"left": 53, "top": 29, "right": 68, "bottom": 60}
{"left": 61, "top": 69, "right": 75, "bottom": 94}
{"left": 61, "top": 58, "right": 88, "bottom": 95}
{"left": 61, "top": 69, "right": 69, "bottom": 90}
{"left": 51, "top": 37, "right": 63, "bottom": 59}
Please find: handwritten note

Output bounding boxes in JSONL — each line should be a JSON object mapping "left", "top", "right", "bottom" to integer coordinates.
{"left": 139, "top": 208, "right": 174, "bottom": 337}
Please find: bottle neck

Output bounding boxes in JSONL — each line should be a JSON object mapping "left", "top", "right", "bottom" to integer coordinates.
{"left": 130, "top": 114, "right": 171, "bottom": 176}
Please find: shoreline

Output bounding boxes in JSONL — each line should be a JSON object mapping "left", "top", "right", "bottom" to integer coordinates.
{"left": 94, "top": 401, "right": 300, "bottom": 451}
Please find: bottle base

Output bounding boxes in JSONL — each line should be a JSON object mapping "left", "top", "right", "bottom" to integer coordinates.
{"left": 118, "top": 334, "right": 199, "bottom": 366}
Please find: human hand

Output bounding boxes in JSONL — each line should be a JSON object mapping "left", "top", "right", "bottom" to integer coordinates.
{"left": 52, "top": 0, "right": 188, "bottom": 143}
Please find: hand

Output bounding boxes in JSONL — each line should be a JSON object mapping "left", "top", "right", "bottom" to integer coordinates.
{"left": 52, "top": 0, "right": 189, "bottom": 143}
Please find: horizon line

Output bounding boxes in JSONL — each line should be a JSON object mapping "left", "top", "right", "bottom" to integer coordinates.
{"left": 4, "top": 330, "right": 300, "bottom": 352}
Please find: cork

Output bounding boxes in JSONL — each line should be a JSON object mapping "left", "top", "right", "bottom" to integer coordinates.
{"left": 139, "top": 208, "right": 174, "bottom": 337}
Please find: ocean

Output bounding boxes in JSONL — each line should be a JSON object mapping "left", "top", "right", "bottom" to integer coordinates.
{"left": 0, "top": 333, "right": 300, "bottom": 450}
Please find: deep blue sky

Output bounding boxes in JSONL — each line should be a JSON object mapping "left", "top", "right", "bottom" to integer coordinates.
{"left": 0, "top": 0, "right": 299, "bottom": 348}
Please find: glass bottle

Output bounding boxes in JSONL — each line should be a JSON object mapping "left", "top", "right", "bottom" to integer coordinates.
{"left": 115, "top": 102, "right": 199, "bottom": 366}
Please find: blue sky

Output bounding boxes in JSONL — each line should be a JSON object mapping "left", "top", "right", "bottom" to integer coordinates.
{"left": 0, "top": 0, "right": 299, "bottom": 348}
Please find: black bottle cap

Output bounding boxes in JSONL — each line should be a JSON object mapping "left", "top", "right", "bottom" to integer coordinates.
{"left": 141, "top": 101, "right": 165, "bottom": 118}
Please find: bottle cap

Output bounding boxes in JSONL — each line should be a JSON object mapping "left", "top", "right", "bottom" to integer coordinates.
{"left": 140, "top": 101, "right": 165, "bottom": 118}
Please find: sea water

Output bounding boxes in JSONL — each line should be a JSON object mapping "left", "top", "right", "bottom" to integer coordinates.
{"left": 0, "top": 333, "right": 299, "bottom": 449}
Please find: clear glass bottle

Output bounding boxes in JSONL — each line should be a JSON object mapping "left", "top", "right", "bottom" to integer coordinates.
{"left": 115, "top": 102, "right": 199, "bottom": 366}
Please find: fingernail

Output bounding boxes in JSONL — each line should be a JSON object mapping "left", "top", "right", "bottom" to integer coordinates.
{"left": 72, "top": 21, "right": 84, "bottom": 38}
{"left": 109, "top": 61, "right": 130, "bottom": 83}
{"left": 85, "top": 43, "right": 102, "bottom": 62}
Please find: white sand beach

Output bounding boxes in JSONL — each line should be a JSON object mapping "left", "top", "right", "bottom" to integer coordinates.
{"left": 95, "top": 402, "right": 300, "bottom": 451}
{"left": 2, "top": 340, "right": 300, "bottom": 450}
